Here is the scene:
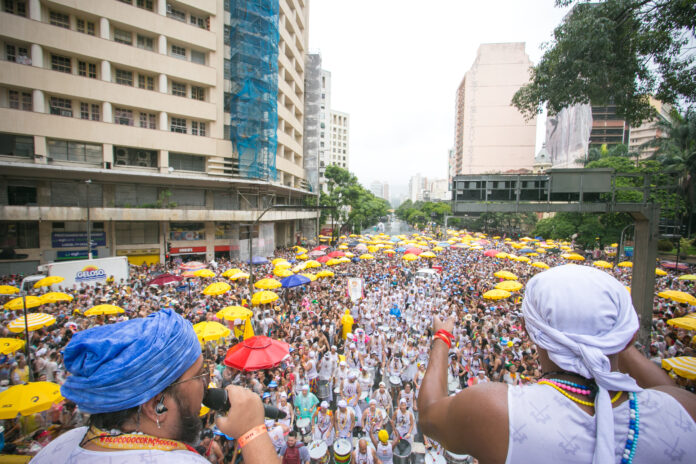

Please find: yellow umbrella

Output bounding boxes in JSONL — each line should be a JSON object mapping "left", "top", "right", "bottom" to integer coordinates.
{"left": 661, "top": 356, "right": 696, "bottom": 380}
{"left": 0, "top": 382, "right": 63, "bottom": 419}
{"left": 316, "top": 270, "right": 334, "bottom": 278}
{"left": 193, "top": 321, "right": 231, "bottom": 342}
{"left": 338, "top": 244, "right": 349, "bottom": 250}
{"left": 272, "top": 258, "right": 289, "bottom": 266}
{"left": 345, "top": 252, "right": 355, "bottom": 258}
{"left": 222, "top": 268, "right": 243, "bottom": 277}
{"left": 483, "top": 289, "right": 512, "bottom": 300}
{"left": 202, "top": 282, "right": 231, "bottom": 296}
{"left": 383, "top": 249, "right": 396, "bottom": 255}
{"left": 301, "top": 273, "right": 317, "bottom": 282}
{"left": 305, "top": 260, "right": 322, "bottom": 269}
{"left": 326, "top": 258, "right": 342, "bottom": 266}
{"left": 617, "top": 261, "right": 633, "bottom": 268}
{"left": 194, "top": 269, "right": 216, "bottom": 278}
{"left": 274, "top": 268, "right": 294, "bottom": 278}
{"left": 516, "top": 256, "right": 531, "bottom": 263}
{"left": 495, "top": 281, "right": 523, "bottom": 292}
{"left": 229, "top": 272, "right": 250, "bottom": 280}
{"left": 658, "top": 290, "right": 696, "bottom": 305}
{"left": 3, "top": 296, "right": 43, "bottom": 311}
{"left": 0, "top": 285, "right": 19, "bottom": 295}
{"left": 531, "top": 262, "right": 550, "bottom": 270}
{"left": 402, "top": 254, "right": 418, "bottom": 261}
{"left": 254, "top": 278, "right": 282, "bottom": 290}
{"left": 420, "top": 251, "right": 436, "bottom": 259}
{"left": 216, "top": 306, "right": 253, "bottom": 321}
{"left": 493, "top": 271, "right": 518, "bottom": 280}
{"left": 656, "top": 268, "right": 668, "bottom": 276}
{"left": 593, "top": 260, "right": 613, "bottom": 269}
{"left": 295, "top": 246, "right": 308, "bottom": 254}
{"left": 292, "top": 263, "right": 307, "bottom": 273}
{"left": 677, "top": 274, "right": 696, "bottom": 281}
{"left": 8, "top": 313, "right": 56, "bottom": 333}
{"left": 84, "top": 304, "right": 125, "bottom": 316}
{"left": 432, "top": 246, "right": 444, "bottom": 252}
{"left": 667, "top": 317, "right": 696, "bottom": 331}
{"left": 297, "top": 254, "right": 308, "bottom": 260}
{"left": 33, "top": 276, "right": 64, "bottom": 288}
{"left": 39, "top": 292, "right": 74, "bottom": 304}
{"left": 0, "top": 338, "right": 25, "bottom": 355}
{"left": 251, "top": 290, "right": 279, "bottom": 306}
{"left": 359, "top": 254, "right": 374, "bottom": 260}
{"left": 274, "top": 262, "right": 292, "bottom": 270}
{"left": 564, "top": 253, "right": 585, "bottom": 261}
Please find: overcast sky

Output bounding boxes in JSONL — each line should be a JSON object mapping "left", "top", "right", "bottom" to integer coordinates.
{"left": 308, "top": 0, "right": 571, "bottom": 198}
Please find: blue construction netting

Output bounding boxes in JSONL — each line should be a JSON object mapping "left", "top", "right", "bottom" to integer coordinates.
{"left": 228, "top": 0, "right": 279, "bottom": 181}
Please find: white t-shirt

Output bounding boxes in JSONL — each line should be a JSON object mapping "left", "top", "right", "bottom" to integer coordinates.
{"left": 31, "top": 427, "right": 209, "bottom": 464}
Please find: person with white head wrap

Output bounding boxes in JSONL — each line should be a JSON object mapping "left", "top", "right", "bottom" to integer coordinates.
{"left": 418, "top": 264, "right": 696, "bottom": 464}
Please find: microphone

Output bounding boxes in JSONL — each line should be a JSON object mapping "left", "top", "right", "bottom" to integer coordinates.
{"left": 203, "top": 388, "right": 287, "bottom": 420}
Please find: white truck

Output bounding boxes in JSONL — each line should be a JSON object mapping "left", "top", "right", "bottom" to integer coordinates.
{"left": 37, "top": 256, "right": 129, "bottom": 288}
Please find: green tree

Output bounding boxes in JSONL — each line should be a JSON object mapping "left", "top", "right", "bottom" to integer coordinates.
{"left": 512, "top": 0, "right": 696, "bottom": 126}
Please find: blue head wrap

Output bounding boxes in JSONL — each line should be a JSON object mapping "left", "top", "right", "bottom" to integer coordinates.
{"left": 61, "top": 308, "right": 201, "bottom": 414}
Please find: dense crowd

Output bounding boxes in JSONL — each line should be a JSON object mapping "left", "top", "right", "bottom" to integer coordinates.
{"left": 0, "top": 229, "right": 694, "bottom": 462}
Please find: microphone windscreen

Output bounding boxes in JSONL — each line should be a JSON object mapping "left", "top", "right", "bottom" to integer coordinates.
{"left": 202, "top": 388, "right": 229, "bottom": 411}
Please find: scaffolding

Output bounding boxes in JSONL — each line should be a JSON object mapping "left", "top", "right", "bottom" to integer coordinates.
{"left": 228, "top": 0, "right": 279, "bottom": 180}
{"left": 303, "top": 54, "right": 322, "bottom": 192}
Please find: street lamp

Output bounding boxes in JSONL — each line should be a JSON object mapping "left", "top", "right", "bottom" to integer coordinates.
{"left": 85, "top": 179, "right": 92, "bottom": 259}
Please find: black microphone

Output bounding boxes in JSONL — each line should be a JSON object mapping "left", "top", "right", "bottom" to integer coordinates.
{"left": 203, "top": 388, "right": 287, "bottom": 420}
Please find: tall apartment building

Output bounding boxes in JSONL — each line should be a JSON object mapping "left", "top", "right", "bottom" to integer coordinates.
{"left": 629, "top": 97, "right": 672, "bottom": 159}
{"left": 317, "top": 68, "right": 349, "bottom": 192}
{"left": 0, "top": 0, "right": 316, "bottom": 273}
{"left": 589, "top": 104, "right": 629, "bottom": 148}
{"left": 454, "top": 43, "right": 537, "bottom": 174}
{"left": 369, "top": 180, "right": 389, "bottom": 202}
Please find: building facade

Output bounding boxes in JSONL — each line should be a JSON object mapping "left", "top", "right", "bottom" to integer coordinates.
{"left": 629, "top": 97, "right": 672, "bottom": 159}
{"left": 317, "top": 68, "right": 349, "bottom": 192}
{"left": 0, "top": 0, "right": 316, "bottom": 273}
{"left": 454, "top": 43, "right": 537, "bottom": 174}
{"left": 589, "top": 104, "right": 629, "bottom": 148}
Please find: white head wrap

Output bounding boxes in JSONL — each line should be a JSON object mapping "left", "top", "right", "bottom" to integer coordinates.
{"left": 521, "top": 265, "right": 641, "bottom": 464}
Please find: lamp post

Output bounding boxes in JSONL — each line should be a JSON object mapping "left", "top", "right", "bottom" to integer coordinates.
{"left": 19, "top": 276, "right": 35, "bottom": 382}
{"left": 85, "top": 179, "right": 92, "bottom": 259}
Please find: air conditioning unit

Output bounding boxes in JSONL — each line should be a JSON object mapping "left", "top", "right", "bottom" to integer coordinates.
{"left": 115, "top": 148, "right": 128, "bottom": 165}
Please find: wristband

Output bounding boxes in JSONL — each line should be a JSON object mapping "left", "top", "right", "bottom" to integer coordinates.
{"left": 238, "top": 424, "right": 267, "bottom": 448}
{"left": 433, "top": 334, "right": 451, "bottom": 349}
{"left": 436, "top": 329, "right": 454, "bottom": 341}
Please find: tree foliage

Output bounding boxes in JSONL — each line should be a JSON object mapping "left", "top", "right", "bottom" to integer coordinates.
{"left": 395, "top": 200, "right": 452, "bottom": 228}
{"left": 319, "top": 166, "right": 390, "bottom": 234}
{"left": 512, "top": 0, "right": 696, "bottom": 125}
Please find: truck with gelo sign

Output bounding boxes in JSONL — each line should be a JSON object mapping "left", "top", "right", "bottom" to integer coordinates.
{"left": 37, "top": 256, "right": 129, "bottom": 288}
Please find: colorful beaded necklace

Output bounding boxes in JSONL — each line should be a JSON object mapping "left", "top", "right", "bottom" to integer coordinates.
{"left": 83, "top": 426, "right": 197, "bottom": 453}
{"left": 538, "top": 380, "right": 622, "bottom": 406}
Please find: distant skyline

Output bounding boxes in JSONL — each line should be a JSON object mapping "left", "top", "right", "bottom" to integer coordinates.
{"left": 308, "top": 0, "right": 571, "bottom": 193}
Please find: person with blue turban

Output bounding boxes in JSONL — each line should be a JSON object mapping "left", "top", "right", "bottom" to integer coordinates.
{"left": 32, "top": 308, "right": 279, "bottom": 464}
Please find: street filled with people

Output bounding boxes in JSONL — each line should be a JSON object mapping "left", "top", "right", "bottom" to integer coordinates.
{"left": 1, "top": 223, "right": 695, "bottom": 463}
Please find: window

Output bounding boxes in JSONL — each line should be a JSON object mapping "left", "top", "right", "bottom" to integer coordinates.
{"left": 190, "top": 49, "right": 205, "bottom": 65}
{"left": 5, "top": 44, "right": 30, "bottom": 64}
{"left": 8, "top": 90, "right": 31, "bottom": 111}
{"left": 171, "top": 81, "right": 186, "bottom": 97}
{"left": 79, "top": 102, "right": 100, "bottom": 121}
{"left": 3, "top": 0, "right": 26, "bottom": 17}
{"left": 0, "top": 133, "right": 33, "bottom": 157}
{"left": 47, "top": 139, "right": 102, "bottom": 164}
{"left": 113, "top": 146, "right": 157, "bottom": 167}
{"left": 49, "top": 97, "right": 72, "bottom": 117}
{"left": 169, "top": 222, "right": 205, "bottom": 241}
{"left": 170, "top": 117, "right": 186, "bottom": 133}
{"left": 139, "top": 112, "right": 156, "bottom": 129}
{"left": 223, "top": 92, "right": 230, "bottom": 112}
{"left": 7, "top": 186, "right": 37, "bottom": 206}
{"left": 191, "top": 121, "right": 206, "bottom": 136}
{"left": 166, "top": 3, "right": 186, "bottom": 22}
{"left": 136, "top": 34, "right": 154, "bottom": 51}
{"left": 171, "top": 44, "right": 186, "bottom": 59}
{"left": 76, "top": 19, "right": 95, "bottom": 35}
{"left": 224, "top": 25, "right": 231, "bottom": 45}
{"left": 78, "top": 61, "right": 97, "bottom": 79}
{"left": 0, "top": 222, "right": 39, "bottom": 249}
{"left": 115, "top": 69, "right": 134, "bottom": 86}
{"left": 51, "top": 54, "right": 72, "bottom": 73}
{"left": 215, "top": 223, "right": 234, "bottom": 239}
{"left": 169, "top": 153, "right": 205, "bottom": 172}
{"left": 137, "top": 74, "right": 154, "bottom": 90}
{"left": 224, "top": 59, "right": 231, "bottom": 80}
{"left": 190, "top": 14, "right": 207, "bottom": 29}
{"left": 114, "top": 28, "right": 132, "bottom": 45}
{"left": 191, "top": 86, "right": 204, "bottom": 101}
{"left": 115, "top": 222, "right": 159, "bottom": 245}
{"left": 137, "top": 0, "right": 154, "bottom": 11}
{"left": 114, "top": 107, "right": 134, "bottom": 126}
{"left": 49, "top": 10, "right": 70, "bottom": 29}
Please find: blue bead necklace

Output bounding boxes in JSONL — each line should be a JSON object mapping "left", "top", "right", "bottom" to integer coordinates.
{"left": 621, "top": 392, "right": 640, "bottom": 464}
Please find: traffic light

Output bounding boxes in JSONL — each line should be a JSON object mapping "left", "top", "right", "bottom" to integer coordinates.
{"left": 165, "top": 241, "right": 171, "bottom": 260}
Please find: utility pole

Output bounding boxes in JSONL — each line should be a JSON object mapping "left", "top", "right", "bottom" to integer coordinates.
{"left": 85, "top": 179, "right": 92, "bottom": 259}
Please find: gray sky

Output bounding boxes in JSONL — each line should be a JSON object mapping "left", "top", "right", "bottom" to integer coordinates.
{"left": 308, "top": 0, "right": 571, "bottom": 197}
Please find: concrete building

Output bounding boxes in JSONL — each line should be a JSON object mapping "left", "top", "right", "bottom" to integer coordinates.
{"left": 590, "top": 104, "right": 629, "bottom": 148}
{"left": 0, "top": 0, "right": 317, "bottom": 273}
{"left": 369, "top": 180, "right": 390, "bottom": 202}
{"left": 409, "top": 174, "right": 430, "bottom": 203}
{"left": 629, "top": 97, "right": 672, "bottom": 159}
{"left": 429, "top": 179, "right": 449, "bottom": 201}
{"left": 454, "top": 43, "right": 537, "bottom": 174}
{"left": 317, "top": 69, "right": 349, "bottom": 192}
{"left": 330, "top": 110, "right": 349, "bottom": 169}
{"left": 533, "top": 143, "right": 552, "bottom": 173}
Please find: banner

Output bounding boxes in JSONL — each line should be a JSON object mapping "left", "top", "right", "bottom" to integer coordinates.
{"left": 347, "top": 277, "right": 363, "bottom": 302}
{"left": 52, "top": 232, "right": 106, "bottom": 248}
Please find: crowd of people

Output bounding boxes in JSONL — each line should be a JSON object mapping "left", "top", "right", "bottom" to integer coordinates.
{"left": 0, "top": 228, "right": 694, "bottom": 463}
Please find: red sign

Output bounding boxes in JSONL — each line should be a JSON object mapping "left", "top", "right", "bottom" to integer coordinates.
{"left": 214, "top": 245, "right": 240, "bottom": 252}
{"left": 170, "top": 246, "right": 206, "bottom": 254}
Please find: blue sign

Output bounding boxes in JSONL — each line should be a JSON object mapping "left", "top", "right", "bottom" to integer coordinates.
{"left": 56, "top": 250, "right": 99, "bottom": 261}
{"left": 52, "top": 232, "right": 106, "bottom": 248}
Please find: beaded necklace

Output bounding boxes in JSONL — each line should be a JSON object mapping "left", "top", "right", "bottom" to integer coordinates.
{"left": 83, "top": 426, "right": 197, "bottom": 453}
{"left": 538, "top": 380, "right": 622, "bottom": 407}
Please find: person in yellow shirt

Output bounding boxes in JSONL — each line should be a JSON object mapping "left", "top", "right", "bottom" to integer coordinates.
{"left": 341, "top": 309, "right": 354, "bottom": 340}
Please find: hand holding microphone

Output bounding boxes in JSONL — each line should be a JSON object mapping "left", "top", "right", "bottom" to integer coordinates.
{"left": 203, "top": 387, "right": 287, "bottom": 438}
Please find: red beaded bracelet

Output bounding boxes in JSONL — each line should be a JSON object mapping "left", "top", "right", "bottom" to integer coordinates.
{"left": 436, "top": 329, "right": 455, "bottom": 341}
{"left": 433, "top": 333, "right": 452, "bottom": 349}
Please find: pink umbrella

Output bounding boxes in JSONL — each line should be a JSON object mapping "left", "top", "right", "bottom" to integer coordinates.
{"left": 308, "top": 250, "right": 326, "bottom": 257}
{"left": 312, "top": 245, "right": 330, "bottom": 251}
{"left": 179, "top": 262, "right": 206, "bottom": 271}
{"left": 224, "top": 336, "right": 290, "bottom": 371}
{"left": 147, "top": 273, "right": 184, "bottom": 286}
{"left": 317, "top": 255, "right": 331, "bottom": 263}
{"left": 484, "top": 250, "right": 500, "bottom": 257}
{"left": 327, "top": 251, "right": 345, "bottom": 258}
{"left": 405, "top": 247, "right": 423, "bottom": 255}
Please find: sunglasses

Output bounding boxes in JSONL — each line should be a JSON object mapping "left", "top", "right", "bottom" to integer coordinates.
{"left": 170, "top": 362, "right": 211, "bottom": 388}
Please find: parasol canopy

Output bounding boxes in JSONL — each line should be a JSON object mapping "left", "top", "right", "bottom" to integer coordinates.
{"left": 8, "top": 313, "right": 56, "bottom": 333}
{"left": 280, "top": 274, "right": 311, "bottom": 288}
{"left": 216, "top": 306, "right": 253, "bottom": 321}
{"left": 84, "top": 304, "right": 125, "bottom": 316}
{"left": 483, "top": 289, "right": 512, "bottom": 300}
{"left": 493, "top": 271, "right": 518, "bottom": 280}
{"left": 222, "top": 268, "right": 243, "bottom": 278}
{"left": 661, "top": 356, "right": 696, "bottom": 380}
{"left": 494, "top": 281, "right": 523, "bottom": 292}
{"left": 193, "top": 321, "right": 230, "bottom": 342}
{"left": 658, "top": 290, "right": 696, "bottom": 305}
{"left": 193, "top": 269, "right": 216, "bottom": 278}
{"left": 147, "top": 273, "right": 183, "bottom": 286}
{"left": 229, "top": 272, "right": 249, "bottom": 281}
{"left": 202, "top": 282, "right": 231, "bottom": 296}
{"left": 676, "top": 274, "right": 696, "bottom": 281}
{"left": 667, "top": 317, "right": 696, "bottom": 331}
{"left": 0, "top": 382, "right": 63, "bottom": 419}
{"left": 617, "top": 261, "right": 633, "bottom": 268}
{"left": 254, "top": 278, "right": 282, "bottom": 290}
{"left": 531, "top": 262, "right": 550, "bottom": 270}
{"left": 33, "top": 276, "right": 64, "bottom": 288}
{"left": 0, "top": 285, "right": 19, "bottom": 295}
{"left": 251, "top": 291, "right": 279, "bottom": 306}
{"left": 223, "top": 336, "right": 290, "bottom": 371}
{"left": 0, "top": 338, "right": 25, "bottom": 355}
{"left": 3, "top": 296, "right": 43, "bottom": 311}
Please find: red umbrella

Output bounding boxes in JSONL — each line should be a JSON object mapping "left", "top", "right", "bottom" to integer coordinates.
{"left": 308, "top": 250, "right": 326, "bottom": 257}
{"left": 317, "top": 255, "right": 331, "bottom": 263}
{"left": 147, "top": 273, "right": 184, "bottom": 286}
{"left": 224, "top": 336, "right": 290, "bottom": 371}
{"left": 327, "top": 251, "right": 345, "bottom": 258}
{"left": 405, "top": 247, "right": 423, "bottom": 255}
{"left": 312, "top": 245, "right": 330, "bottom": 251}
{"left": 484, "top": 250, "right": 500, "bottom": 257}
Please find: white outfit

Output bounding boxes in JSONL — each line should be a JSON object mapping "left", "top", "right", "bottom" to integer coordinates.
{"left": 376, "top": 442, "right": 394, "bottom": 464}
{"left": 313, "top": 410, "right": 335, "bottom": 445}
{"left": 30, "top": 427, "right": 209, "bottom": 464}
